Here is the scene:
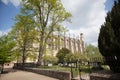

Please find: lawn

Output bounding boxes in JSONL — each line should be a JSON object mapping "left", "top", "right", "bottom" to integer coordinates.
{"left": 39, "top": 65, "right": 91, "bottom": 77}
{"left": 39, "top": 64, "right": 110, "bottom": 77}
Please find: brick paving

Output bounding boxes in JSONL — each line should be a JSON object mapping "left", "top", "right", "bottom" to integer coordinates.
{"left": 0, "top": 70, "right": 59, "bottom": 80}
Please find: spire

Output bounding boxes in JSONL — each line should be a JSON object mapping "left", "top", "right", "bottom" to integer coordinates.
{"left": 58, "top": 34, "right": 60, "bottom": 50}
{"left": 80, "top": 33, "right": 84, "bottom": 54}
{"left": 52, "top": 33, "right": 54, "bottom": 50}
{"left": 69, "top": 33, "right": 71, "bottom": 50}
{"left": 80, "top": 33, "right": 83, "bottom": 40}
{"left": 73, "top": 34, "right": 76, "bottom": 53}
{"left": 64, "top": 32, "right": 66, "bottom": 48}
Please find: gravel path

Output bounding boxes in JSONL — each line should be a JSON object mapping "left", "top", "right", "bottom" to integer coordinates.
{"left": 0, "top": 70, "right": 58, "bottom": 80}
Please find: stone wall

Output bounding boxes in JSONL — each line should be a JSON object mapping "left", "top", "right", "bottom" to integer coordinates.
{"left": 15, "top": 67, "right": 71, "bottom": 80}
{"left": 13, "top": 63, "right": 37, "bottom": 68}
{"left": 90, "top": 75, "right": 110, "bottom": 80}
{"left": 90, "top": 70, "right": 120, "bottom": 80}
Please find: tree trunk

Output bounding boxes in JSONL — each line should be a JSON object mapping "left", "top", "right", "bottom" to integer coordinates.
{"left": 22, "top": 51, "right": 25, "bottom": 68}
{"left": 37, "top": 46, "right": 44, "bottom": 66}
{"left": 1, "top": 63, "right": 4, "bottom": 73}
{"left": 22, "top": 40, "right": 26, "bottom": 68}
{"left": 37, "top": 31, "right": 45, "bottom": 66}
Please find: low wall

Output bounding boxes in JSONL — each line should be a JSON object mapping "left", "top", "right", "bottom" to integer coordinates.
{"left": 13, "top": 63, "right": 37, "bottom": 68}
{"left": 90, "top": 74, "right": 110, "bottom": 80}
{"left": 14, "top": 63, "right": 71, "bottom": 80}
{"left": 90, "top": 70, "right": 120, "bottom": 80}
{"left": 21, "top": 68, "right": 71, "bottom": 80}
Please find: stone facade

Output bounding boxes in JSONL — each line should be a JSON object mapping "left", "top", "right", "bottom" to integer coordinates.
{"left": 44, "top": 33, "right": 85, "bottom": 55}
{"left": 17, "top": 33, "right": 85, "bottom": 63}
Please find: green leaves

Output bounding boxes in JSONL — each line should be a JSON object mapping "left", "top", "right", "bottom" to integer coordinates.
{"left": 10, "top": 0, "right": 71, "bottom": 65}
{"left": 98, "top": 0, "right": 120, "bottom": 72}
{"left": 0, "top": 35, "right": 16, "bottom": 64}
{"left": 56, "top": 48, "right": 71, "bottom": 63}
{"left": 98, "top": 0, "right": 120, "bottom": 56}
{"left": 64, "top": 51, "right": 88, "bottom": 63}
{"left": 43, "top": 55, "right": 58, "bottom": 64}
{"left": 85, "top": 44, "right": 102, "bottom": 59}
{"left": 10, "top": 6, "right": 37, "bottom": 63}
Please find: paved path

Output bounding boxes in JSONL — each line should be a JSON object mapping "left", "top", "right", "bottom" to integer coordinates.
{"left": 0, "top": 70, "right": 58, "bottom": 80}
{"left": 73, "top": 74, "right": 90, "bottom": 80}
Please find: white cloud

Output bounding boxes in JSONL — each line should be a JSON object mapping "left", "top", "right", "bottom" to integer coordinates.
{"left": 1, "top": 0, "right": 107, "bottom": 46}
{"left": 10, "top": 0, "right": 21, "bottom": 6}
{"left": 0, "top": 29, "right": 11, "bottom": 37}
{"left": 0, "top": 31, "right": 2, "bottom": 37}
{"left": 1, "top": 0, "right": 9, "bottom": 5}
{"left": 62, "top": 0, "right": 107, "bottom": 46}
{"left": 0, "top": 31, "right": 5, "bottom": 37}
{"left": 1, "top": 0, "right": 21, "bottom": 7}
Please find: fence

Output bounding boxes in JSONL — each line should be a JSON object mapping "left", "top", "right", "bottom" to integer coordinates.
{"left": 69, "top": 60, "right": 102, "bottom": 80}
{"left": 68, "top": 57, "right": 120, "bottom": 80}
{"left": 13, "top": 57, "right": 120, "bottom": 80}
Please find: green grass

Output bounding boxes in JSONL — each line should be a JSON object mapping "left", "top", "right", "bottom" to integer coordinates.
{"left": 102, "top": 65, "right": 110, "bottom": 70}
{"left": 39, "top": 65, "right": 91, "bottom": 77}
{"left": 39, "top": 64, "right": 110, "bottom": 77}
{"left": 39, "top": 65, "right": 72, "bottom": 72}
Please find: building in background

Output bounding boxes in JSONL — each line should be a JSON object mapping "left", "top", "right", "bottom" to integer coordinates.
{"left": 44, "top": 33, "right": 85, "bottom": 56}
{"left": 17, "top": 33, "right": 85, "bottom": 63}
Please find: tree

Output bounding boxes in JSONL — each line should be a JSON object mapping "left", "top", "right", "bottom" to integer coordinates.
{"left": 43, "top": 55, "right": 58, "bottom": 65}
{"left": 56, "top": 48, "right": 71, "bottom": 63}
{"left": 85, "top": 44, "right": 102, "bottom": 59}
{"left": 98, "top": 0, "right": 120, "bottom": 72}
{"left": 11, "top": 7, "right": 36, "bottom": 66}
{"left": 0, "top": 35, "right": 16, "bottom": 73}
{"left": 64, "top": 53, "right": 86, "bottom": 63}
{"left": 20, "top": 0, "right": 71, "bottom": 65}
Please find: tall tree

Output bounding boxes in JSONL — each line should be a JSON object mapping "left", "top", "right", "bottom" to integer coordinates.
{"left": 11, "top": 7, "right": 36, "bottom": 66}
{"left": 0, "top": 35, "right": 15, "bottom": 73}
{"left": 98, "top": 0, "right": 120, "bottom": 72}
{"left": 20, "top": 0, "right": 71, "bottom": 65}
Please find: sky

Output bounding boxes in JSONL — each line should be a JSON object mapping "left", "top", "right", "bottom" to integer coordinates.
{"left": 0, "top": 0, "right": 115, "bottom": 46}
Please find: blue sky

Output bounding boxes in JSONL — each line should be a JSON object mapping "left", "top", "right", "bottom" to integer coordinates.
{"left": 0, "top": 0, "right": 115, "bottom": 45}
{"left": 0, "top": 1, "right": 20, "bottom": 31}
{"left": 105, "top": 0, "right": 115, "bottom": 11}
